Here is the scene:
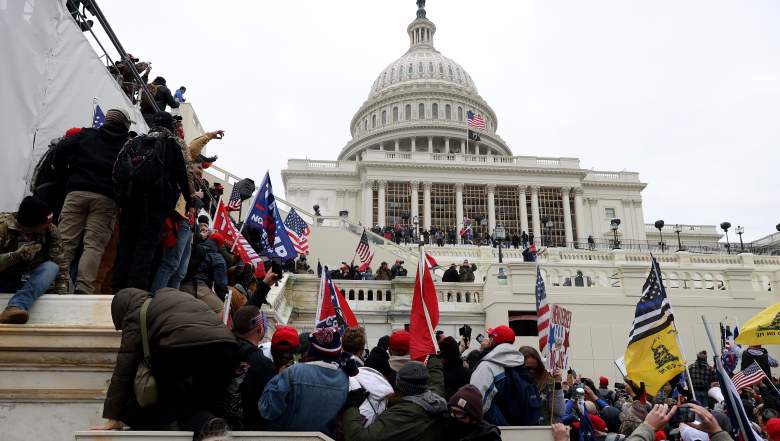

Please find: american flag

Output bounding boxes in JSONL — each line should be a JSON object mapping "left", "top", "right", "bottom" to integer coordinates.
{"left": 92, "top": 105, "right": 105, "bottom": 128}
{"left": 536, "top": 266, "right": 551, "bottom": 357}
{"left": 716, "top": 357, "right": 763, "bottom": 441}
{"left": 227, "top": 185, "right": 242, "bottom": 211}
{"left": 732, "top": 362, "right": 768, "bottom": 392}
{"left": 467, "top": 110, "right": 486, "bottom": 130}
{"left": 356, "top": 230, "right": 374, "bottom": 272}
{"left": 284, "top": 208, "right": 310, "bottom": 255}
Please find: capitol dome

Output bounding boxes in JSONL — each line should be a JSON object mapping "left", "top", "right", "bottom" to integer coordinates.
{"left": 338, "top": 1, "right": 511, "bottom": 161}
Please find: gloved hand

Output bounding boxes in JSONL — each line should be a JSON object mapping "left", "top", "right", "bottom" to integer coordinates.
{"left": 16, "top": 243, "right": 41, "bottom": 261}
{"left": 345, "top": 388, "right": 368, "bottom": 409}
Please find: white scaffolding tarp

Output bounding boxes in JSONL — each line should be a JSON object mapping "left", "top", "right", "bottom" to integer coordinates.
{"left": 0, "top": 0, "right": 147, "bottom": 211}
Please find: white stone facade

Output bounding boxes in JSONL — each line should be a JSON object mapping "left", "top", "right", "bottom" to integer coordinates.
{"left": 282, "top": 3, "right": 649, "bottom": 247}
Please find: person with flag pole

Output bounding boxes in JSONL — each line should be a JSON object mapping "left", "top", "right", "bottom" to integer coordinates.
{"left": 702, "top": 315, "right": 764, "bottom": 441}
{"left": 623, "top": 256, "right": 693, "bottom": 399}
{"left": 409, "top": 242, "right": 439, "bottom": 360}
{"left": 353, "top": 229, "right": 375, "bottom": 273}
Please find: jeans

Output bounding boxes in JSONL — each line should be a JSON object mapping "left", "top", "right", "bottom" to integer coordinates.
{"left": 0, "top": 261, "right": 59, "bottom": 311}
{"left": 151, "top": 220, "right": 192, "bottom": 292}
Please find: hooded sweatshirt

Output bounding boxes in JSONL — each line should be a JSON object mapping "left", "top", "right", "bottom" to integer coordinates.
{"left": 349, "top": 359, "right": 395, "bottom": 426}
{"left": 469, "top": 343, "right": 525, "bottom": 413}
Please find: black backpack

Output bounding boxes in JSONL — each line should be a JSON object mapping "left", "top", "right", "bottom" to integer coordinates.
{"left": 490, "top": 365, "right": 543, "bottom": 426}
{"left": 113, "top": 134, "right": 166, "bottom": 200}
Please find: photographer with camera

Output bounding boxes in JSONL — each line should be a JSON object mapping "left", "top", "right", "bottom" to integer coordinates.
{"left": 623, "top": 404, "right": 728, "bottom": 441}
{"left": 390, "top": 260, "right": 408, "bottom": 279}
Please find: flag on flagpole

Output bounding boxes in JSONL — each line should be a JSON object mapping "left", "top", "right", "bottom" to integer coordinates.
{"left": 410, "top": 246, "right": 439, "bottom": 360}
{"left": 212, "top": 200, "right": 266, "bottom": 278}
{"left": 284, "top": 208, "right": 310, "bottom": 255}
{"left": 467, "top": 111, "right": 486, "bottom": 130}
{"left": 732, "top": 361, "right": 769, "bottom": 392}
{"left": 355, "top": 230, "right": 374, "bottom": 272}
{"left": 227, "top": 184, "right": 243, "bottom": 212}
{"left": 315, "top": 267, "right": 358, "bottom": 332}
{"left": 92, "top": 105, "right": 105, "bottom": 128}
{"left": 715, "top": 356, "right": 762, "bottom": 441}
{"left": 535, "top": 267, "right": 551, "bottom": 360}
{"left": 623, "top": 257, "right": 685, "bottom": 395}
{"left": 424, "top": 252, "right": 439, "bottom": 270}
{"left": 244, "top": 171, "right": 298, "bottom": 261}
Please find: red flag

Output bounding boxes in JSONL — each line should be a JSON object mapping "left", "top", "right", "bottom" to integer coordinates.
{"left": 213, "top": 201, "right": 266, "bottom": 278}
{"left": 410, "top": 250, "right": 439, "bottom": 360}
{"left": 316, "top": 269, "right": 358, "bottom": 330}
{"left": 424, "top": 252, "right": 439, "bottom": 269}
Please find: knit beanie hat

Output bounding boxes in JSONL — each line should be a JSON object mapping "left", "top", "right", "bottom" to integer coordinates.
{"left": 448, "top": 384, "right": 483, "bottom": 421}
{"left": 17, "top": 196, "right": 52, "bottom": 228}
{"left": 307, "top": 327, "right": 343, "bottom": 361}
{"left": 395, "top": 360, "right": 428, "bottom": 396}
{"left": 104, "top": 108, "right": 132, "bottom": 129}
{"left": 152, "top": 111, "right": 175, "bottom": 131}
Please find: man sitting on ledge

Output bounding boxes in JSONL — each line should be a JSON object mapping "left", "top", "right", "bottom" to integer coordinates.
{"left": 0, "top": 197, "right": 69, "bottom": 324}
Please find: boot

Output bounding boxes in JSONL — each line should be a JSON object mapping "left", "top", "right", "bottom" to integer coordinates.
{"left": 0, "top": 307, "right": 29, "bottom": 324}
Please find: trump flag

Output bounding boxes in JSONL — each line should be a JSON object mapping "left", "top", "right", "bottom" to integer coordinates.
{"left": 245, "top": 171, "right": 298, "bottom": 261}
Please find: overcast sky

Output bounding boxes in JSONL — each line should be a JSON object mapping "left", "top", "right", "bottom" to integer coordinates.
{"left": 95, "top": 1, "right": 779, "bottom": 241}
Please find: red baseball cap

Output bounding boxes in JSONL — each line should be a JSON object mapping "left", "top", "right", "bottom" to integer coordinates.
{"left": 209, "top": 232, "right": 226, "bottom": 247}
{"left": 272, "top": 325, "right": 300, "bottom": 350}
{"left": 389, "top": 330, "right": 411, "bottom": 354}
{"left": 572, "top": 415, "right": 606, "bottom": 433}
{"left": 487, "top": 325, "right": 515, "bottom": 345}
{"left": 655, "top": 431, "right": 667, "bottom": 441}
{"left": 767, "top": 418, "right": 780, "bottom": 441}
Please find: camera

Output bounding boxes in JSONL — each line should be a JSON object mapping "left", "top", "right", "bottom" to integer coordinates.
{"left": 671, "top": 406, "right": 696, "bottom": 425}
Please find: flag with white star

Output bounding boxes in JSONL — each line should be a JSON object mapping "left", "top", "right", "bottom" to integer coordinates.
{"left": 92, "top": 104, "right": 105, "bottom": 128}
{"left": 627, "top": 256, "right": 674, "bottom": 344}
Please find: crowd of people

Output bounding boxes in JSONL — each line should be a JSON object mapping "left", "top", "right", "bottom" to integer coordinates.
{"left": 372, "top": 224, "right": 537, "bottom": 250}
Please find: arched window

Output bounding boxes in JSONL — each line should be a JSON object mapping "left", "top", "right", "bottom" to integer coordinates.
{"left": 405, "top": 104, "right": 412, "bottom": 120}
{"left": 457, "top": 106, "right": 463, "bottom": 121}
{"left": 408, "top": 63, "right": 413, "bottom": 75}
{"left": 448, "top": 65, "right": 453, "bottom": 78}
{"left": 390, "top": 67, "right": 395, "bottom": 80}
{"left": 445, "top": 104, "right": 451, "bottom": 119}
{"left": 372, "top": 114, "right": 376, "bottom": 128}
{"left": 367, "top": 290, "right": 373, "bottom": 301}
{"left": 392, "top": 106, "right": 398, "bottom": 122}
{"left": 381, "top": 110, "right": 387, "bottom": 125}
{"left": 432, "top": 103, "right": 438, "bottom": 119}
{"left": 439, "top": 63, "right": 444, "bottom": 74}
{"left": 418, "top": 103, "right": 425, "bottom": 119}
{"left": 358, "top": 290, "right": 364, "bottom": 301}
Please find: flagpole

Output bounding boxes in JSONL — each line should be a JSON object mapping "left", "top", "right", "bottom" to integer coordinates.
{"left": 652, "top": 257, "right": 698, "bottom": 402}
{"left": 418, "top": 244, "right": 438, "bottom": 354}
{"left": 315, "top": 266, "right": 327, "bottom": 328}
{"left": 91, "top": 97, "right": 97, "bottom": 127}
{"left": 231, "top": 187, "right": 259, "bottom": 253}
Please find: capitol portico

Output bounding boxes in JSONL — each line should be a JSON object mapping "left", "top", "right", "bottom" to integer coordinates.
{"left": 283, "top": 1, "right": 649, "bottom": 247}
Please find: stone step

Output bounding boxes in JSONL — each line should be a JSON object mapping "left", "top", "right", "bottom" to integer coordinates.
{"left": 75, "top": 431, "right": 335, "bottom": 440}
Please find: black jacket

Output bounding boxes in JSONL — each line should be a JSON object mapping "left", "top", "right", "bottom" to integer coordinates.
{"left": 442, "top": 267, "right": 460, "bottom": 283}
{"left": 54, "top": 123, "right": 130, "bottom": 200}
{"left": 443, "top": 361, "right": 472, "bottom": 399}
{"left": 365, "top": 346, "right": 392, "bottom": 379}
{"left": 236, "top": 337, "right": 276, "bottom": 430}
{"left": 191, "top": 240, "right": 228, "bottom": 298}
{"left": 141, "top": 83, "right": 179, "bottom": 114}
{"left": 442, "top": 419, "right": 501, "bottom": 441}
{"left": 742, "top": 347, "right": 773, "bottom": 377}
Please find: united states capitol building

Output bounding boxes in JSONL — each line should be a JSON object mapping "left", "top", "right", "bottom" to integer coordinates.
{"left": 283, "top": 1, "right": 654, "bottom": 248}
{"left": 2, "top": 2, "right": 780, "bottom": 440}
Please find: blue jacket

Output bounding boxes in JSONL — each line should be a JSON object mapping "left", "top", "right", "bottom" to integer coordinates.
{"left": 259, "top": 360, "right": 349, "bottom": 435}
{"left": 192, "top": 240, "right": 228, "bottom": 298}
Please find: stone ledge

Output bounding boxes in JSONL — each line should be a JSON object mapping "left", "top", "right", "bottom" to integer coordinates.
{"left": 0, "top": 388, "right": 105, "bottom": 402}
{"left": 75, "top": 431, "right": 335, "bottom": 441}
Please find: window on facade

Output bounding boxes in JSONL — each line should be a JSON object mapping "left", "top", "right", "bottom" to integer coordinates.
{"left": 463, "top": 185, "right": 488, "bottom": 240}
{"left": 418, "top": 103, "right": 425, "bottom": 119}
{"left": 390, "top": 67, "right": 395, "bottom": 80}
{"left": 408, "top": 64, "right": 413, "bottom": 75}
{"left": 439, "top": 63, "right": 444, "bottom": 74}
{"left": 392, "top": 107, "right": 398, "bottom": 122}
{"left": 432, "top": 103, "right": 438, "bottom": 119}
{"left": 418, "top": 62, "right": 423, "bottom": 73}
{"left": 385, "top": 182, "right": 411, "bottom": 227}
{"left": 538, "top": 187, "right": 566, "bottom": 247}
{"left": 605, "top": 207, "right": 616, "bottom": 219}
{"left": 495, "top": 186, "right": 521, "bottom": 237}
{"left": 508, "top": 311, "right": 540, "bottom": 337}
{"left": 445, "top": 104, "right": 451, "bottom": 120}
{"left": 381, "top": 111, "right": 387, "bottom": 125}
{"left": 372, "top": 183, "right": 378, "bottom": 227}
{"left": 372, "top": 114, "right": 376, "bottom": 128}
{"left": 429, "top": 62, "right": 434, "bottom": 73}
{"left": 448, "top": 65, "right": 454, "bottom": 78}
{"left": 405, "top": 104, "right": 411, "bottom": 120}
{"left": 431, "top": 184, "right": 456, "bottom": 232}
{"left": 458, "top": 106, "right": 463, "bottom": 121}
{"left": 364, "top": 119, "right": 368, "bottom": 131}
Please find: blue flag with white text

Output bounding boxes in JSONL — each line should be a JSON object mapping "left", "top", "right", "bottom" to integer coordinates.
{"left": 245, "top": 172, "right": 298, "bottom": 261}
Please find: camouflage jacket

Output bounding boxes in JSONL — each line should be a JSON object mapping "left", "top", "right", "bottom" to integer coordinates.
{"left": 0, "top": 213, "right": 69, "bottom": 293}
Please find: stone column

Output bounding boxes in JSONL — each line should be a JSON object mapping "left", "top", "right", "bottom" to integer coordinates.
{"left": 362, "top": 180, "right": 373, "bottom": 227}
{"left": 445, "top": 137, "right": 450, "bottom": 154}
{"left": 561, "top": 187, "right": 573, "bottom": 247}
{"left": 336, "top": 189, "right": 346, "bottom": 213}
{"left": 519, "top": 185, "right": 529, "bottom": 235}
{"left": 460, "top": 139, "right": 465, "bottom": 155}
{"left": 487, "top": 184, "right": 496, "bottom": 232}
{"left": 377, "top": 180, "right": 386, "bottom": 227}
{"left": 394, "top": 139, "right": 399, "bottom": 152}
{"left": 530, "top": 186, "right": 541, "bottom": 245}
{"left": 455, "top": 183, "right": 464, "bottom": 244}
{"left": 428, "top": 136, "right": 433, "bottom": 153}
{"left": 573, "top": 188, "right": 585, "bottom": 243}
{"left": 423, "top": 182, "right": 432, "bottom": 230}
{"left": 411, "top": 137, "right": 416, "bottom": 152}
{"left": 410, "top": 180, "right": 419, "bottom": 224}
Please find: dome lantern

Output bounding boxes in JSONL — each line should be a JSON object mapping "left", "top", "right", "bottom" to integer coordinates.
{"left": 408, "top": 1, "right": 436, "bottom": 50}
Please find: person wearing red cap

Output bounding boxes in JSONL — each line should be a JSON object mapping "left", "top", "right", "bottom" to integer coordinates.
{"left": 469, "top": 324, "right": 529, "bottom": 426}
{"left": 766, "top": 418, "right": 780, "bottom": 441}
{"left": 387, "top": 329, "right": 411, "bottom": 389}
{"left": 270, "top": 325, "right": 301, "bottom": 373}
{"left": 180, "top": 232, "right": 228, "bottom": 313}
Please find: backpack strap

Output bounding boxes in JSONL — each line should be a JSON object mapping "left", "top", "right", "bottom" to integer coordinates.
{"left": 140, "top": 297, "right": 153, "bottom": 365}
